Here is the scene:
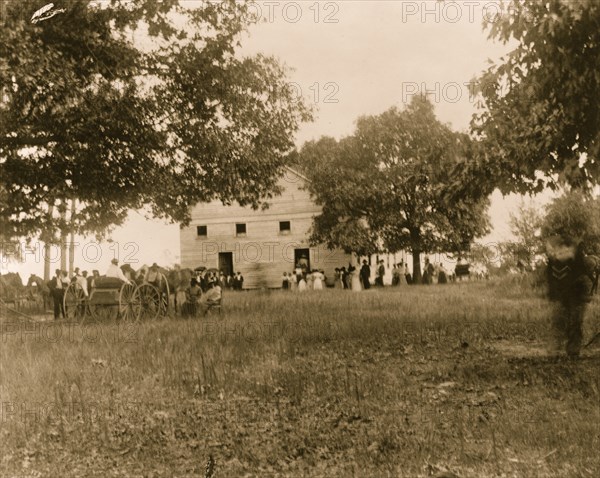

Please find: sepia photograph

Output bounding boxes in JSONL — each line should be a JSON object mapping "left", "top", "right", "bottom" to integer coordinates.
{"left": 1, "top": 1, "right": 599, "bottom": 476}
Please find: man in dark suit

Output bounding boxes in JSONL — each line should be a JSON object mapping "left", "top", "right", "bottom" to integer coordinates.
{"left": 360, "top": 260, "right": 371, "bottom": 290}
{"left": 340, "top": 267, "right": 348, "bottom": 289}
{"left": 48, "top": 269, "right": 65, "bottom": 319}
{"left": 232, "top": 271, "right": 244, "bottom": 290}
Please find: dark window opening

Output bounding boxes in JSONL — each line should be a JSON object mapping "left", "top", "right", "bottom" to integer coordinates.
{"left": 236, "top": 223, "right": 247, "bottom": 236}
{"left": 279, "top": 221, "right": 291, "bottom": 233}
{"left": 197, "top": 225, "right": 207, "bottom": 237}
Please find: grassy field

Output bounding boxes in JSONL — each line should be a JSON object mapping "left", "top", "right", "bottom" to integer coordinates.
{"left": 1, "top": 276, "right": 599, "bottom": 478}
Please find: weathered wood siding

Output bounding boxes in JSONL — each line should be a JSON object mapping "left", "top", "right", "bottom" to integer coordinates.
{"left": 180, "top": 169, "right": 352, "bottom": 289}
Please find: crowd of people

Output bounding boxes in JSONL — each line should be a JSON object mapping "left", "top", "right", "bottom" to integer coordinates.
{"left": 44, "top": 255, "right": 476, "bottom": 320}
{"left": 191, "top": 269, "right": 244, "bottom": 291}
{"left": 278, "top": 257, "right": 463, "bottom": 294}
{"left": 281, "top": 268, "right": 326, "bottom": 291}
{"left": 180, "top": 268, "right": 245, "bottom": 318}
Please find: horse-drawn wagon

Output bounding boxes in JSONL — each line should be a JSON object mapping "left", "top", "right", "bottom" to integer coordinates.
{"left": 63, "top": 274, "right": 169, "bottom": 322}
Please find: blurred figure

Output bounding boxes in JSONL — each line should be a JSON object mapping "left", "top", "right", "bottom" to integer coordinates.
{"left": 199, "top": 282, "right": 222, "bottom": 316}
{"left": 182, "top": 278, "right": 202, "bottom": 318}
{"left": 546, "top": 235, "right": 595, "bottom": 357}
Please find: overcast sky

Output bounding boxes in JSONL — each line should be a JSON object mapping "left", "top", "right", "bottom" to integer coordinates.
{"left": 3, "top": 1, "right": 553, "bottom": 278}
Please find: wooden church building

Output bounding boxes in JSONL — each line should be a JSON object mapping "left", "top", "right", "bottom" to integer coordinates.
{"left": 179, "top": 167, "right": 352, "bottom": 289}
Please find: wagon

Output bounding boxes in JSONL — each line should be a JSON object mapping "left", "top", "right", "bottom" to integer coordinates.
{"left": 63, "top": 275, "right": 169, "bottom": 322}
{"left": 454, "top": 264, "right": 470, "bottom": 281}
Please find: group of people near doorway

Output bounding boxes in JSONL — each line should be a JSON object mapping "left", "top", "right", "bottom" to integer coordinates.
{"left": 276, "top": 257, "right": 458, "bottom": 294}
{"left": 282, "top": 269, "right": 326, "bottom": 291}
{"left": 281, "top": 255, "right": 326, "bottom": 291}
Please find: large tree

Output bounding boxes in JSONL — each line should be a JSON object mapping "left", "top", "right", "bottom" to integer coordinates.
{"left": 472, "top": 0, "right": 600, "bottom": 193}
{"left": 0, "top": 0, "right": 311, "bottom": 242}
{"left": 299, "top": 96, "right": 490, "bottom": 282}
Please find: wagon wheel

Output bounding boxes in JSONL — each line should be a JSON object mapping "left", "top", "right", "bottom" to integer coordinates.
{"left": 137, "top": 283, "right": 161, "bottom": 320}
{"left": 119, "top": 283, "right": 141, "bottom": 322}
{"left": 158, "top": 272, "right": 170, "bottom": 316}
{"left": 63, "top": 283, "right": 87, "bottom": 322}
{"left": 90, "top": 303, "right": 118, "bottom": 321}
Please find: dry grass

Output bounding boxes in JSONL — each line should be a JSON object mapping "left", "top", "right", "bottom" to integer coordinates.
{"left": 1, "top": 277, "right": 599, "bottom": 477}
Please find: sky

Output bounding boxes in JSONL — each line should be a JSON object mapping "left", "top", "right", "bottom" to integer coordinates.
{"left": 2, "top": 1, "right": 555, "bottom": 279}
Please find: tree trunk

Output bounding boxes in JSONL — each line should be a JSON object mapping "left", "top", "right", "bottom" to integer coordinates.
{"left": 43, "top": 203, "right": 54, "bottom": 281}
{"left": 43, "top": 242, "right": 52, "bottom": 281}
{"left": 410, "top": 229, "right": 423, "bottom": 285}
{"left": 60, "top": 206, "right": 67, "bottom": 272}
{"left": 68, "top": 199, "right": 76, "bottom": 276}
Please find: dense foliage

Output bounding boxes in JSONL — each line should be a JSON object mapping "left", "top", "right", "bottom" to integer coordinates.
{"left": 541, "top": 191, "right": 600, "bottom": 255}
{"left": 299, "top": 96, "right": 490, "bottom": 280}
{"left": 0, "top": 0, "right": 312, "bottom": 241}
{"left": 472, "top": 0, "right": 600, "bottom": 193}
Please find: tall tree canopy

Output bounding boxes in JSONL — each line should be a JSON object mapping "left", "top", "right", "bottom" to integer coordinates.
{"left": 0, "top": 0, "right": 312, "bottom": 241}
{"left": 299, "top": 96, "right": 490, "bottom": 281}
{"left": 472, "top": 0, "right": 600, "bottom": 193}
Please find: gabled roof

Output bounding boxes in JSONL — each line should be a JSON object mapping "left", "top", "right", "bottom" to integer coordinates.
{"left": 283, "top": 165, "right": 311, "bottom": 184}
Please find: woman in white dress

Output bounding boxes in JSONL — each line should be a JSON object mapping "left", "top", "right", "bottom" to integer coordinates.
{"left": 306, "top": 271, "right": 314, "bottom": 290}
{"left": 349, "top": 266, "right": 362, "bottom": 292}
{"left": 298, "top": 276, "right": 307, "bottom": 292}
{"left": 398, "top": 262, "right": 407, "bottom": 285}
{"left": 313, "top": 270, "right": 324, "bottom": 290}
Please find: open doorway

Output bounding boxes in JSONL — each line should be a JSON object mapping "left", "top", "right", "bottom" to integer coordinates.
{"left": 294, "top": 248, "right": 310, "bottom": 271}
{"left": 219, "top": 252, "right": 234, "bottom": 277}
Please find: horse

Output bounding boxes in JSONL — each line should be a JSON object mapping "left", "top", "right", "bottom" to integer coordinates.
{"left": 26, "top": 274, "right": 51, "bottom": 311}
{"left": 163, "top": 267, "right": 194, "bottom": 313}
{"left": 0, "top": 272, "right": 26, "bottom": 309}
{"left": 126, "top": 264, "right": 194, "bottom": 314}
